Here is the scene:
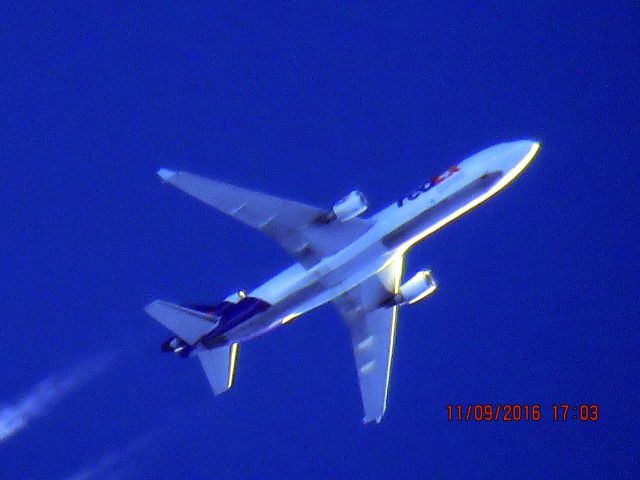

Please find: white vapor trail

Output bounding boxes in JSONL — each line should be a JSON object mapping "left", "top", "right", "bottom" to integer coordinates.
{"left": 62, "top": 434, "right": 154, "bottom": 480}
{"left": 0, "top": 354, "right": 114, "bottom": 443}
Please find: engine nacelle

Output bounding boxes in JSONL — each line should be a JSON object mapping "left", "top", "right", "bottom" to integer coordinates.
{"left": 316, "top": 191, "right": 368, "bottom": 223}
{"left": 333, "top": 190, "right": 368, "bottom": 221}
{"left": 382, "top": 270, "right": 437, "bottom": 307}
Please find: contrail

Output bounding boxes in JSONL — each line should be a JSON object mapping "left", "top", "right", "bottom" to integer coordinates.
{"left": 62, "top": 434, "right": 154, "bottom": 480}
{"left": 0, "top": 354, "right": 114, "bottom": 443}
{"left": 62, "top": 448, "right": 129, "bottom": 480}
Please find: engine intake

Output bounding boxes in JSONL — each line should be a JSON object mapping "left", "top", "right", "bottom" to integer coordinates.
{"left": 382, "top": 270, "right": 437, "bottom": 307}
{"left": 316, "top": 191, "right": 368, "bottom": 223}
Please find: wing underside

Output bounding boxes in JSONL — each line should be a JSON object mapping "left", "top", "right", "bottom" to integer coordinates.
{"left": 332, "top": 256, "right": 404, "bottom": 423}
{"left": 157, "top": 169, "right": 371, "bottom": 268}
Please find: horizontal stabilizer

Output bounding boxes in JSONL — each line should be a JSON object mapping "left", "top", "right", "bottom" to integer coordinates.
{"left": 145, "top": 300, "right": 217, "bottom": 344}
{"left": 197, "top": 344, "right": 239, "bottom": 395}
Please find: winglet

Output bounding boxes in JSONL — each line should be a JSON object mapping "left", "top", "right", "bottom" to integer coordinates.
{"left": 157, "top": 168, "right": 177, "bottom": 182}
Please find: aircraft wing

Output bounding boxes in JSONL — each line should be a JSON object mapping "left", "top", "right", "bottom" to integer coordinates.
{"left": 332, "top": 256, "right": 404, "bottom": 424}
{"left": 156, "top": 169, "right": 371, "bottom": 268}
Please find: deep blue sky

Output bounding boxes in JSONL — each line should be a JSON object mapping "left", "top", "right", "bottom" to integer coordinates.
{"left": 1, "top": 3, "right": 638, "bottom": 479}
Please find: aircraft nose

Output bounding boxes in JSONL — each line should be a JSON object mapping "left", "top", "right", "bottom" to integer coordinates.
{"left": 480, "top": 139, "right": 540, "bottom": 174}
{"left": 507, "top": 139, "right": 540, "bottom": 171}
{"left": 506, "top": 139, "right": 540, "bottom": 159}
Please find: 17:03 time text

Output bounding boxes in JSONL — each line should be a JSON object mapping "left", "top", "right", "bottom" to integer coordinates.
{"left": 446, "top": 404, "right": 600, "bottom": 422}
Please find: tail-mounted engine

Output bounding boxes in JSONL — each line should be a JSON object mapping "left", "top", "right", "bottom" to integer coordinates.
{"left": 161, "top": 336, "right": 192, "bottom": 358}
{"left": 381, "top": 270, "right": 437, "bottom": 307}
{"left": 316, "top": 191, "right": 368, "bottom": 223}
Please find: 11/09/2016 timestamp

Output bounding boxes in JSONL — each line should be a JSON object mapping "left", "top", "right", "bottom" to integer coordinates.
{"left": 446, "top": 404, "right": 600, "bottom": 422}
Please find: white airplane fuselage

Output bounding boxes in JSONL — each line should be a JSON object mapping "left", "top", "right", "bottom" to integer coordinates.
{"left": 214, "top": 140, "right": 540, "bottom": 345}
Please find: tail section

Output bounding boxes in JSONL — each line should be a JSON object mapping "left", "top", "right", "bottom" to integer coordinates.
{"left": 145, "top": 300, "right": 217, "bottom": 344}
{"left": 145, "top": 300, "right": 238, "bottom": 395}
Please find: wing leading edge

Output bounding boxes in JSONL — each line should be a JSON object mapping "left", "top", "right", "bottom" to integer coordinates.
{"left": 332, "top": 256, "right": 404, "bottom": 424}
{"left": 156, "top": 169, "right": 371, "bottom": 268}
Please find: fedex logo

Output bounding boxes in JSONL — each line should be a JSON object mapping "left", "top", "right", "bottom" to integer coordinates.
{"left": 397, "top": 165, "right": 461, "bottom": 207}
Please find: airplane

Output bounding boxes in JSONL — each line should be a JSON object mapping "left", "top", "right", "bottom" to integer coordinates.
{"left": 145, "top": 139, "right": 540, "bottom": 424}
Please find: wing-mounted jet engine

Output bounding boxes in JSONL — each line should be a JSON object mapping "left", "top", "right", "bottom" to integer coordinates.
{"left": 381, "top": 270, "right": 437, "bottom": 307}
{"left": 315, "top": 191, "right": 368, "bottom": 223}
